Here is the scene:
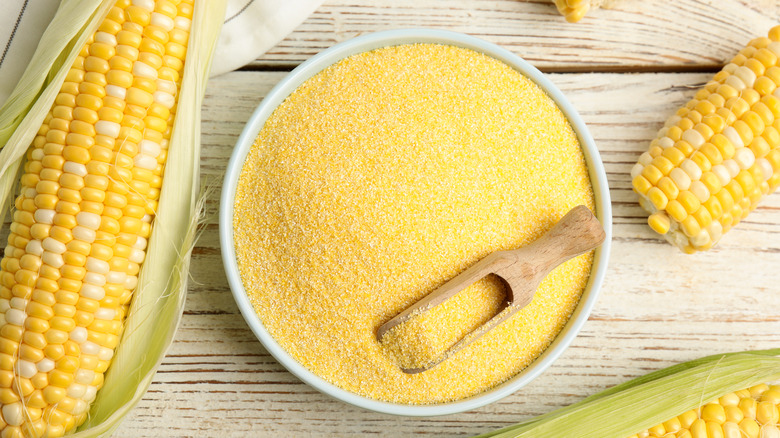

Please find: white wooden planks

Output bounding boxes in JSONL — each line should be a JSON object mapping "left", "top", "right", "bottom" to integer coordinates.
{"left": 249, "top": 0, "right": 780, "bottom": 71}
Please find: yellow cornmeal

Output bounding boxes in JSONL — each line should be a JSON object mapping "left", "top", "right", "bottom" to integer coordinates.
{"left": 381, "top": 275, "right": 508, "bottom": 370}
{"left": 233, "top": 43, "right": 595, "bottom": 404}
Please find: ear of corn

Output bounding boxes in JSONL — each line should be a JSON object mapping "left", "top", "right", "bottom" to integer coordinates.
{"left": 0, "top": 0, "right": 226, "bottom": 436}
{"left": 629, "top": 384, "right": 780, "bottom": 438}
{"left": 553, "top": 0, "right": 592, "bottom": 22}
{"left": 472, "top": 349, "right": 780, "bottom": 438}
{"left": 632, "top": 26, "right": 780, "bottom": 253}
{"left": 553, "top": 0, "right": 616, "bottom": 22}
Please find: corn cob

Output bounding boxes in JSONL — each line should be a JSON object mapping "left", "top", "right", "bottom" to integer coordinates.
{"left": 553, "top": 0, "right": 592, "bottom": 22}
{"left": 553, "top": 0, "right": 615, "bottom": 22}
{"left": 632, "top": 26, "right": 780, "bottom": 253}
{"left": 628, "top": 384, "right": 780, "bottom": 438}
{"left": 0, "top": 0, "right": 192, "bottom": 436}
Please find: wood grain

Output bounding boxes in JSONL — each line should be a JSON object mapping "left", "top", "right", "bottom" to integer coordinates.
{"left": 248, "top": 0, "right": 780, "bottom": 71}
{"left": 111, "top": 69, "right": 780, "bottom": 437}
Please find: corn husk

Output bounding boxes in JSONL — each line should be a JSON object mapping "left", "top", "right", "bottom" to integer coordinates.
{"left": 474, "top": 349, "right": 780, "bottom": 438}
{"left": 0, "top": 0, "right": 227, "bottom": 436}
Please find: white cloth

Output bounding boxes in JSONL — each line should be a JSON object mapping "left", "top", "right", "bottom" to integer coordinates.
{"left": 0, "top": 0, "right": 324, "bottom": 106}
{"left": 0, "top": 0, "right": 59, "bottom": 106}
{"left": 212, "top": 0, "right": 323, "bottom": 76}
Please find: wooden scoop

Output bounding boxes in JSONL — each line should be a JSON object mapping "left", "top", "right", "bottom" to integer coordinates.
{"left": 376, "top": 205, "right": 606, "bottom": 374}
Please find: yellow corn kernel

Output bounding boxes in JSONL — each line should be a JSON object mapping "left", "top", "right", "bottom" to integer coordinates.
{"left": 648, "top": 212, "right": 670, "bottom": 235}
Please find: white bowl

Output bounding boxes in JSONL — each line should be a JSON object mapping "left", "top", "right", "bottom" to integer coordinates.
{"left": 220, "top": 29, "right": 612, "bottom": 416}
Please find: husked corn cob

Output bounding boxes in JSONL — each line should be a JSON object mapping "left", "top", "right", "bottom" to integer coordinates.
{"left": 628, "top": 384, "right": 780, "bottom": 438}
{"left": 554, "top": 0, "right": 592, "bottom": 22}
{"left": 632, "top": 26, "right": 780, "bottom": 253}
{"left": 0, "top": 0, "right": 192, "bottom": 436}
{"left": 553, "top": 0, "right": 616, "bottom": 22}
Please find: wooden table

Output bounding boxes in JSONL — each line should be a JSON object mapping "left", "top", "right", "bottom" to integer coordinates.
{"left": 114, "top": 1, "right": 780, "bottom": 436}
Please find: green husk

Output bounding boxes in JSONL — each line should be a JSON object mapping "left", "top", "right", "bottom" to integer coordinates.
{"left": 474, "top": 349, "right": 780, "bottom": 438}
{"left": 0, "top": 0, "right": 227, "bottom": 436}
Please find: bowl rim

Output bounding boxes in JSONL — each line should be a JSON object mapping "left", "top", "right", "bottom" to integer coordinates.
{"left": 219, "top": 28, "right": 613, "bottom": 417}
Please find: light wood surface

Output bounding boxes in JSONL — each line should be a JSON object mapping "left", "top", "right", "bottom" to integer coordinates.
{"left": 114, "top": 1, "right": 780, "bottom": 436}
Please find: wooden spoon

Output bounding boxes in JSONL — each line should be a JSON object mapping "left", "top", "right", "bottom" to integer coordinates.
{"left": 376, "top": 205, "right": 606, "bottom": 374}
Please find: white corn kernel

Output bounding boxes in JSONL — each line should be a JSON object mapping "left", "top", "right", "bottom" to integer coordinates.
{"left": 95, "top": 308, "right": 116, "bottom": 321}
{"left": 75, "top": 369, "right": 95, "bottom": 385}
{"left": 129, "top": 248, "right": 145, "bottom": 264}
{"left": 734, "top": 66, "right": 757, "bottom": 88}
{"left": 25, "top": 240, "right": 43, "bottom": 256}
{"left": 95, "top": 119, "right": 121, "bottom": 138}
{"left": 3, "top": 403, "right": 23, "bottom": 426}
{"left": 124, "top": 275, "right": 138, "bottom": 290}
{"left": 689, "top": 181, "right": 710, "bottom": 202}
{"left": 153, "top": 91, "right": 176, "bottom": 109}
{"left": 42, "top": 237, "right": 66, "bottom": 254}
{"left": 81, "top": 341, "right": 100, "bottom": 355}
{"left": 139, "top": 139, "right": 162, "bottom": 157}
{"left": 133, "top": 61, "right": 158, "bottom": 79}
{"left": 99, "top": 347, "right": 114, "bottom": 361}
{"left": 734, "top": 147, "right": 756, "bottom": 169}
{"left": 631, "top": 163, "right": 645, "bottom": 180}
{"left": 174, "top": 16, "right": 191, "bottom": 31}
{"left": 725, "top": 75, "right": 746, "bottom": 91}
{"left": 63, "top": 161, "right": 88, "bottom": 177}
{"left": 76, "top": 211, "right": 101, "bottom": 230}
{"left": 723, "top": 126, "right": 745, "bottom": 148}
{"left": 134, "top": 236, "right": 147, "bottom": 249}
{"left": 106, "top": 85, "right": 127, "bottom": 100}
{"left": 757, "top": 158, "right": 774, "bottom": 181}
{"left": 107, "top": 271, "right": 127, "bottom": 284}
{"left": 85, "top": 385, "right": 98, "bottom": 402}
{"left": 72, "top": 399, "right": 89, "bottom": 416}
{"left": 134, "top": 154, "right": 157, "bottom": 170}
{"left": 132, "top": 0, "right": 154, "bottom": 10}
{"left": 33, "top": 209, "right": 55, "bottom": 225}
{"left": 682, "top": 129, "right": 705, "bottom": 148}
{"left": 712, "top": 164, "right": 731, "bottom": 186}
{"left": 36, "top": 358, "right": 54, "bottom": 373}
{"left": 8, "top": 298, "right": 25, "bottom": 311}
{"left": 156, "top": 79, "right": 176, "bottom": 94}
{"left": 95, "top": 31, "right": 117, "bottom": 46}
{"left": 69, "top": 327, "right": 88, "bottom": 343}
{"left": 658, "top": 136, "right": 674, "bottom": 148}
{"left": 80, "top": 283, "right": 106, "bottom": 301}
{"left": 86, "top": 257, "right": 110, "bottom": 274}
{"left": 670, "top": 168, "right": 692, "bottom": 191}
{"left": 151, "top": 12, "right": 175, "bottom": 31}
{"left": 66, "top": 383, "right": 87, "bottom": 399}
{"left": 723, "top": 159, "right": 741, "bottom": 178}
{"left": 72, "top": 226, "right": 97, "bottom": 243}
{"left": 84, "top": 272, "right": 107, "bottom": 286}
{"left": 680, "top": 159, "right": 702, "bottom": 181}
{"left": 16, "top": 360, "right": 36, "bottom": 379}
{"left": 41, "top": 251, "right": 64, "bottom": 268}
{"left": 5, "top": 309, "right": 25, "bottom": 326}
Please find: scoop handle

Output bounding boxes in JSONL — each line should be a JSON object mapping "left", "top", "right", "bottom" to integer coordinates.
{"left": 529, "top": 205, "right": 605, "bottom": 261}
{"left": 494, "top": 205, "right": 605, "bottom": 303}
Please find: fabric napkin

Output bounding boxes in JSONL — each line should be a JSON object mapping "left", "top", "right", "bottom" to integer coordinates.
{"left": 0, "top": 0, "right": 324, "bottom": 107}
